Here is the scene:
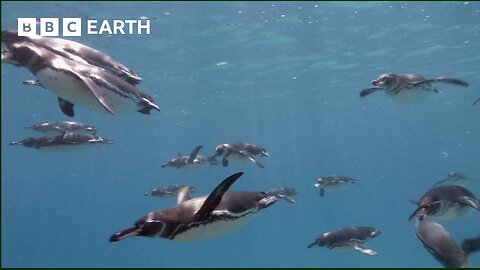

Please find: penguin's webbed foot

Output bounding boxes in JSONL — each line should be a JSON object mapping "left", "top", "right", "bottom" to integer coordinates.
{"left": 222, "top": 159, "right": 229, "bottom": 167}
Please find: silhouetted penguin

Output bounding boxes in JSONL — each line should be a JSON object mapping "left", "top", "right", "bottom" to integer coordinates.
{"left": 1, "top": 41, "right": 159, "bottom": 116}
{"left": 409, "top": 185, "right": 480, "bottom": 221}
{"left": 360, "top": 73, "right": 468, "bottom": 97}
{"left": 265, "top": 187, "right": 298, "bottom": 203}
{"left": 432, "top": 172, "right": 479, "bottom": 187}
{"left": 9, "top": 131, "right": 112, "bottom": 150}
{"left": 161, "top": 145, "right": 217, "bottom": 169}
{"left": 24, "top": 121, "right": 97, "bottom": 135}
{"left": 211, "top": 143, "right": 269, "bottom": 168}
{"left": 308, "top": 226, "right": 381, "bottom": 256}
{"left": 415, "top": 217, "right": 471, "bottom": 268}
{"left": 109, "top": 172, "right": 278, "bottom": 242}
{"left": 314, "top": 176, "right": 358, "bottom": 197}
{"left": 2, "top": 30, "right": 141, "bottom": 84}
{"left": 145, "top": 185, "right": 197, "bottom": 203}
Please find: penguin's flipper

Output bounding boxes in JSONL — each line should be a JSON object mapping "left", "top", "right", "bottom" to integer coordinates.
{"left": 348, "top": 242, "right": 378, "bottom": 256}
{"left": 320, "top": 188, "right": 325, "bottom": 197}
{"left": 458, "top": 196, "right": 480, "bottom": 210}
{"left": 109, "top": 226, "right": 139, "bottom": 242}
{"left": 194, "top": 172, "right": 244, "bottom": 220}
{"left": 60, "top": 67, "right": 117, "bottom": 115}
{"left": 22, "top": 79, "right": 45, "bottom": 88}
{"left": 360, "top": 87, "right": 382, "bottom": 97}
{"left": 461, "top": 236, "right": 480, "bottom": 256}
{"left": 187, "top": 145, "right": 203, "bottom": 163}
{"left": 278, "top": 194, "right": 296, "bottom": 204}
{"left": 58, "top": 97, "right": 75, "bottom": 117}
{"left": 473, "top": 97, "right": 480, "bottom": 106}
{"left": 239, "top": 150, "right": 265, "bottom": 168}
{"left": 176, "top": 186, "right": 191, "bottom": 204}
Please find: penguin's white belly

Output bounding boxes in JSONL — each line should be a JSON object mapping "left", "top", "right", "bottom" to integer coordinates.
{"left": 323, "top": 184, "right": 350, "bottom": 192}
{"left": 173, "top": 211, "right": 257, "bottom": 242}
{"left": 434, "top": 205, "right": 469, "bottom": 220}
{"left": 35, "top": 68, "right": 139, "bottom": 114}
{"left": 227, "top": 153, "right": 251, "bottom": 162}
{"left": 389, "top": 87, "right": 431, "bottom": 102}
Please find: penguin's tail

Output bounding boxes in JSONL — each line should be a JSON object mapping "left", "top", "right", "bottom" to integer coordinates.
{"left": 109, "top": 226, "right": 139, "bottom": 242}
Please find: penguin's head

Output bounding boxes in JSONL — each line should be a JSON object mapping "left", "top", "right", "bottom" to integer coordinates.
{"left": 213, "top": 144, "right": 228, "bottom": 157}
{"left": 260, "top": 148, "right": 270, "bottom": 157}
{"left": 372, "top": 74, "right": 394, "bottom": 87}
{"left": 1, "top": 30, "right": 30, "bottom": 47}
{"left": 409, "top": 198, "right": 440, "bottom": 221}
{"left": 2, "top": 43, "right": 46, "bottom": 71}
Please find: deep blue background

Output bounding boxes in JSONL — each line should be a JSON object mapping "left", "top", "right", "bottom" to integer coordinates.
{"left": 2, "top": 1, "right": 479, "bottom": 267}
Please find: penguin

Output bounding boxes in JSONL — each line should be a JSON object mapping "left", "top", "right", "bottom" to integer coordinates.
{"left": 408, "top": 185, "right": 480, "bottom": 221}
{"left": 211, "top": 143, "right": 269, "bottom": 168}
{"left": 161, "top": 145, "right": 217, "bottom": 169}
{"left": 314, "top": 176, "right": 358, "bottom": 197}
{"left": 1, "top": 42, "right": 160, "bottom": 116}
{"left": 9, "top": 131, "right": 112, "bottom": 150}
{"left": 145, "top": 185, "right": 197, "bottom": 203}
{"left": 2, "top": 30, "right": 141, "bottom": 84}
{"left": 24, "top": 121, "right": 97, "bottom": 135}
{"left": 360, "top": 73, "right": 468, "bottom": 98}
{"left": 265, "top": 187, "right": 298, "bottom": 203}
{"left": 432, "top": 172, "right": 479, "bottom": 187}
{"left": 109, "top": 172, "right": 278, "bottom": 242}
{"left": 415, "top": 217, "right": 471, "bottom": 268}
{"left": 473, "top": 97, "right": 480, "bottom": 106}
{"left": 308, "top": 226, "right": 381, "bottom": 256}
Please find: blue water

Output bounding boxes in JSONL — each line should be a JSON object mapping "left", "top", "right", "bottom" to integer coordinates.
{"left": 2, "top": 1, "right": 479, "bottom": 268}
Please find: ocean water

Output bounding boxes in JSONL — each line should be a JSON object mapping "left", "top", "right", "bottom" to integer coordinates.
{"left": 1, "top": 1, "right": 479, "bottom": 268}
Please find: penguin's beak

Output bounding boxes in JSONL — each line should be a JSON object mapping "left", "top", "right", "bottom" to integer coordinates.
{"left": 371, "top": 229, "right": 381, "bottom": 237}
{"left": 372, "top": 79, "right": 378, "bottom": 86}
{"left": 408, "top": 206, "right": 427, "bottom": 221}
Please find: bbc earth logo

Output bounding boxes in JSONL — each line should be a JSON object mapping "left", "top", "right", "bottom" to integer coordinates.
{"left": 17, "top": 18, "right": 151, "bottom": 37}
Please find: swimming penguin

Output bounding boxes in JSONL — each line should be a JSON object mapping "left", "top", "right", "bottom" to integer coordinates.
{"left": 360, "top": 73, "right": 468, "bottom": 97}
{"left": 9, "top": 131, "right": 112, "bottom": 150}
{"left": 24, "top": 121, "right": 97, "bottom": 135}
{"left": 474, "top": 97, "right": 480, "bottom": 105}
{"left": 161, "top": 145, "right": 217, "bottom": 169}
{"left": 415, "top": 217, "right": 471, "bottom": 268}
{"left": 211, "top": 143, "right": 269, "bottom": 168}
{"left": 432, "top": 172, "right": 479, "bottom": 187}
{"left": 145, "top": 185, "right": 197, "bottom": 203}
{"left": 308, "top": 226, "right": 381, "bottom": 256}
{"left": 265, "top": 187, "right": 298, "bottom": 203}
{"left": 1, "top": 42, "right": 160, "bottom": 116}
{"left": 314, "top": 176, "right": 358, "bottom": 197}
{"left": 2, "top": 30, "right": 141, "bottom": 84}
{"left": 461, "top": 236, "right": 480, "bottom": 257}
{"left": 408, "top": 185, "right": 480, "bottom": 221}
{"left": 109, "top": 172, "right": 278, "bottom": 242}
